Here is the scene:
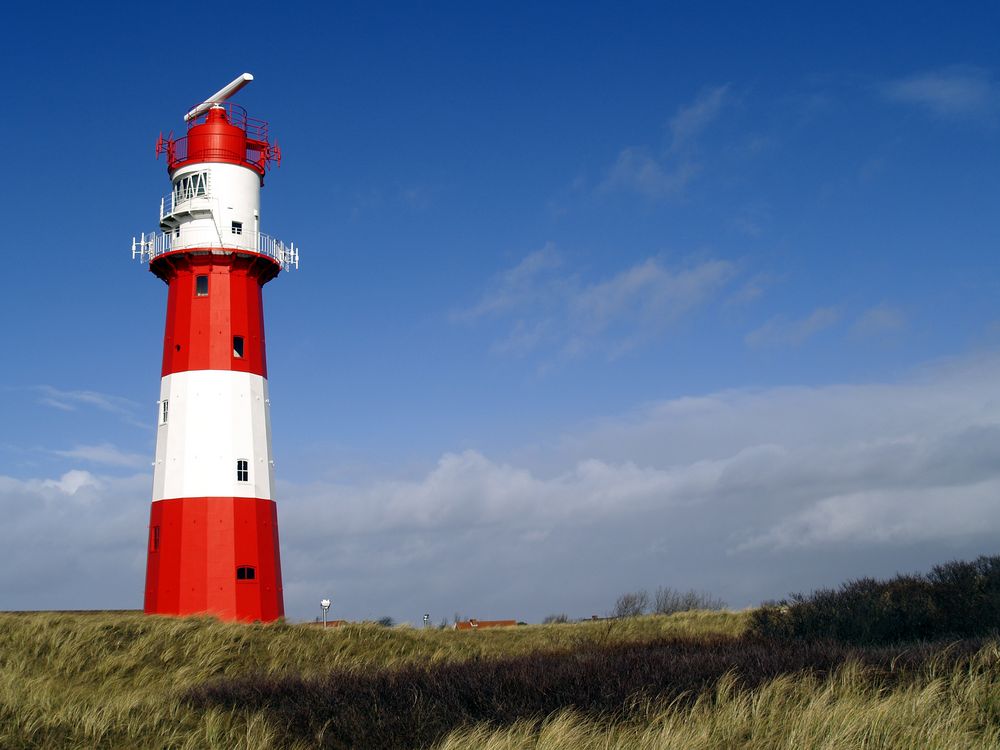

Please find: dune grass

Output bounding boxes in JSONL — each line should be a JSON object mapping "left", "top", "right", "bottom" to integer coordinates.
{"left": 187, "top": 635, "right": 992, "bottom": 749}
{"left": 0, "top": 610, "right": 742, "bottom": 748}
{"left": 435, "top": 646, "right": 1000, "bottom": 750}
{"left": 0, "top": 609, "right": 996, "bottom": 748}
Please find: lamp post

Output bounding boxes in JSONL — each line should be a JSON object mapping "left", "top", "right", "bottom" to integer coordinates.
{"left": 320, "top": 598, "right": 331, "bottom": 627}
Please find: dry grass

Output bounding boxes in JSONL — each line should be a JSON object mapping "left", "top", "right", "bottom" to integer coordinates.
{"left": 0, "top": 609, "right": 996, "bottom": 749}
{"left": 0, "top": 610, "right": 743, "bottom": 748}
{"left": 435, "top": 645, "right": 1000, "bottom": 750}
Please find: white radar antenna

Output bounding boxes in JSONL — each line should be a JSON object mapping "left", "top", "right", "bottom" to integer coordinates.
{"left": 184, "top": 73, "right": 254, "bottom": 122}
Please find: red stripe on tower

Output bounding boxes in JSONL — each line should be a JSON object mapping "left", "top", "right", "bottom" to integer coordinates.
{"left": 132, "top": 74, "right": 299, "bottom": 623}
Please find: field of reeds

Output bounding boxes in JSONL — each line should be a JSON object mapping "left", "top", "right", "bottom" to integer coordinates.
{"left": 1, "top": 558, "right": 998, "bottom": 748}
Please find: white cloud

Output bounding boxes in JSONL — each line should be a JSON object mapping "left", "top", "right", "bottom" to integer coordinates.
{"left": 0, "top": 470, "right": 149, "bottom": 609}
{"left": 738, "top": 479, "right": 1000, "bottom": 551}
{"left": 669, "top": 85, "right": 730, "bottom": 150}
{"left": 745, "top": 306, "right": 840, "bottom": 347}
{"left": 283, "top": 355, "right": 1000, "bottom": 545}
{"left": 52, "top": 443, "right": 148, "bottom": 469}
{"left": 272, "top": 352, "right": 1000, "bottom": 619}
{"left": 457, "top": 248, "right": 735, "bottom": 359}
{"left": 726, "top": 273, "right": 778, "bottom": 306}
{"left": 599, "top": 148, "right": 698, "bottom": 199}
{"left": 853, "top": 304, "right": 905, "bottom": 337}
{"left": 597, "top": 85, "right": 729, "bottom": 199}
{"left": 571, "top": 258, "right": 734, "bottom": 347}
{"left": 454, "top": 244, "right": 562, "bottom": 321}
{"left": 42, "top": 469, "right": 100, "bottom": 495}
{"left": 5, "top": 355, "right": 1000, "bottom": 620}
{"left": 884, "top": 66, "right": 997, "bottom": 120}
{"left": 32, "top": 386, "right": 145, "bottom": 427}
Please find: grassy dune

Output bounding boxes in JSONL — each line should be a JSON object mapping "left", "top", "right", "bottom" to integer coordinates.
{"left": 0, "top": 610, "right": 742, "bottom": 749}
{"left": 0, "top": 609, "right": 996, "bottom": 748}
{"left": 437, "top": 652, "right": 1000, "bottom": 750}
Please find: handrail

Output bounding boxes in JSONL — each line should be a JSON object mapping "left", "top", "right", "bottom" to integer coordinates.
{"left": 184, "top": 102, "right": 269, "bottom": 142}
{"left": 162, "top": 136, "right": 276, "bottom": 173}
{"left": 160, "top": 191, "right": 215, "bottom": 222}
{"left": 131, "top": 231, "right": 299, "bottom": 271}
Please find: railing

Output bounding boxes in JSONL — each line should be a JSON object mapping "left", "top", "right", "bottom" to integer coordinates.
{"left": 184, "top": 102, "right": 269, "bottom": 142}
{"left": 159, "top": 136, "right": 278, "bottom": 173}
{"left": 131, "top": 231, "right": 299, "bottom": 271}
{"left": 156, "top": 103, "right": 278, "bottom": 173}
{"left": 160, "top": 191, "right": 215, "bottom": 222}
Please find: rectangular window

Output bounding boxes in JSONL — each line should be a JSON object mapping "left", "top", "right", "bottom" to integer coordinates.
{"left": 231, "top": 221, "right": 243, "bottom": 235}
{"left": 236, "top": 459, "right": 249, "bottom": 482}
{"left": 195, "top": 275, "right": 208, "bottom": 297}
{"left": 174, "top": 226, "right": 180, "bottom": 238}
{"left": 233, "top": 336, "right": 244, "bottom": 358}
{"left": 160, "top": 399, "right": 168, "bottom": 425}
{"left": 236, "top": 566, "right": 256, "bottom": 581}
{"left": 150, "top": 526, "right": 160, "bottom": 552}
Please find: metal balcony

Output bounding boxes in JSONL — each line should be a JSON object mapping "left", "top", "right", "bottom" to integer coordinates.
{"left": 131, "top": 231, "right": 300, "bottom": 271}
{"left": 159, "top": 192, "right": 216, "bottom": 228}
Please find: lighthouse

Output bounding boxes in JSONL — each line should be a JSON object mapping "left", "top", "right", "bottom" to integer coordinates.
{"left": 132, "top": 74, "right": 298, "bottom": 622}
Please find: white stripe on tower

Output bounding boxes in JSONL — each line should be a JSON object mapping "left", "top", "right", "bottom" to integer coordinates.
{"left": 153, "top": 371, "right": 274, "bottom": 501}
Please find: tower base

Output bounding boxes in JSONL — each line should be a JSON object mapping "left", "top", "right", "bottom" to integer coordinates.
{"left": 144, "top": 497, "right": 284, "bottom": 622}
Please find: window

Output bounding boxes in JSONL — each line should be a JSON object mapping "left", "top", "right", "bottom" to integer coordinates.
{"left": 160, "top": 399, "right": 168, "bottom": 425}
{"left": 174, "top": 226, "right": 180, "bottom": 238}
{"left": 150, "top": 526, "right": 160, "bottom": 552}
{"left": 236, "top": 459, "right": 249, "bottom": 482}
{"left": 195, "top": 275, "right": 208, "bottom": 297}
{"left": 236, "top": 566, "right": 256, "bottom": 581}
{"left": 233, "top": 336, "right": 244, "bottom": 358}
{"left": 231, "top": 221, "right": 243, "bottom": 235}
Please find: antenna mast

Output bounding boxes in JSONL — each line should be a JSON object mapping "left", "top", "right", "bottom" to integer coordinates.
{"left": 184, "top": 72, "right": 254, "bottom": 122}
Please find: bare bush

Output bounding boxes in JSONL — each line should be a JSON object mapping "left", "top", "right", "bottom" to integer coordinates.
{"left": 654, "top": 587, "right": 727, "bottom": 615}
{"left": 543, "top": 614, "right": 570, "bottom": 624}
{"left": 613, "top": 590, "right": 650, "bottom": 618}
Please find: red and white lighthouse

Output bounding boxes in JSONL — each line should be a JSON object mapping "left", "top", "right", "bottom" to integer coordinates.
{"left": 132, "top": 74, "right": 298, "bottom": 622}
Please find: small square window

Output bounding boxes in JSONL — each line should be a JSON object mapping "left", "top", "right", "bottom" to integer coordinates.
{"left": 236, "top": 459, "right": 249, "bottom": 483}
{"left": 236, "top": 566, "right": 256, "bottom": 581}
{"left": 195, "top": 275, "right": 208, "bottom": 297}
{"left": 160, "top": 399, "right": 168, "bottom": 425}
{"left": 231, "top": 221, "right": 243, "bottom": 235}
{"left": 233, "top": 336, "right": 244, "bottom": 359}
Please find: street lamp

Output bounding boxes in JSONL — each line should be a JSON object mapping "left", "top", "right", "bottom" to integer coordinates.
{"left": 320, "top": 598, "right": 331, "bottom": 627}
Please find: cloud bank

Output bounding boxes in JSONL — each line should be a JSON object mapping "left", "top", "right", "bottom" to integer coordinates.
{"left": 4, "top": 354, "right": 999, "bottom": 621}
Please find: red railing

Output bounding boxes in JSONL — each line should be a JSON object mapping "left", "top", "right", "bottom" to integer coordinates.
{"left": 184, "top": 102, "right": 269, "bottom": 141}
{"left": 155, "top": 101, "right": 281, "bottom": 173}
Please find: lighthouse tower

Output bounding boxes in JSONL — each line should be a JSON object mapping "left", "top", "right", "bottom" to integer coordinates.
{"left": 132, "top": 74, "right": 298, "bottom": 622}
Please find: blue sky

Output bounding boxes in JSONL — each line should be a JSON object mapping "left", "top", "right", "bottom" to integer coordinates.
{"left": 2, "top": 2, "right": 1000, "bottom": 622}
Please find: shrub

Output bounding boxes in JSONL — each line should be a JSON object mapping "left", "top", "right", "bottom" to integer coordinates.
{"left": 543, "top": 614, "right": 570, "bottom": 624}
{"left": 186, "top": 635, "right": 987, "bottom": 750}
{"left": 750, "top": 555, "right": 1000, "bottom": 644}
{"left": 613, "top": 590, "right": 650, "bottom": 618}
{"left": 654, "top": 587, "right": 726, "bottom": 615}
